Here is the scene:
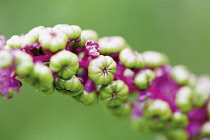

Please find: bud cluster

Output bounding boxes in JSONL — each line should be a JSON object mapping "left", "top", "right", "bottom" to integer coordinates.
{"left": 0, "top": 24, "right": 210, "bottom": 140}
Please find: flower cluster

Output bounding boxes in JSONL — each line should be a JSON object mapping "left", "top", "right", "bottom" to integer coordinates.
{"left": 0, "top": 24, "right": 210, "bottom": 140}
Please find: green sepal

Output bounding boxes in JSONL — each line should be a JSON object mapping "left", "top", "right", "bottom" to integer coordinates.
{"left": 99, "top": 80, "right": 129, "bottom": 107}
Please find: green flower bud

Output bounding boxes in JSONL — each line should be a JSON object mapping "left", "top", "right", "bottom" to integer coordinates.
{"left": 28, "top": 26, "right": 45, "bottom": 36}
{"left": 98, "top": 36, "right": 126, "bottom": 55}
{"left": 192, "top": 76, "right": 210, "bottom": 107}
{"left": 55, "top": 76, "right": 83, "bottom": 96}
{"left": 166, "top": 129, "right": 189, "bottom": 140}
{"left": 37, "top": 84, "right": 55, "bottom": 95}
{"left": 188, "top": 74, "right": 197, "bottom": 87}
{"left": 71, "top": 30, "right": 98, "bottom": 48}
{"left": 22, "top": 26, "right": 45, "bottom": 47}
{"left": 25, "top": 63, "right": 54, "bottom": 90}
{"left": 88, "top": 55, "right": 116, "bottom": 85}
{"left": 6, "top": 35, "right": 23, "bottom": 48}
{"left": 119, "top": 48, "right": 144, "bottom": 69}
{"left": 134, "top": 69, "right": 155, "bottom": 90}
{"left": 170, "top": 112, "right": 189, "bottom": 128}
{"left": 54, "top": 24, "right": 81, "bottom": 40}
{"left": 123, "top": 68, "right": 134, "bottom": 77}
{"left": 0, "top": 50, "right": 13, "bottom": 68}
{"left": 75, "top": 91, "right": 98, "bottom": 106}
{"left": 131, "top": 117, "right": 151, "bottom": 134}
{"left": 147, "top": 119, "right": 169, "bottom": 132}
{"left": 171, "top": 65, "right": 190, "bottom": 85}
{"left": 13, "top": 50, "right": 34, "bottom": 76}
{"left": 142, "top": 51, "right": 168, "bottom": 68}
{"left": 99, "top": 80, "right": 129, "bottom": 107}
{"left": 38, "top": 27, "right": 68, "bottom": 52}
{"left": 175, "top": 86, "right": 193, "bottom": 113}
{"left": 105, "top": 102, "right": 132, "bottom": 118}
{"left": 144, "top": 100, "right": 172, "bottom": 121}
{"left": 21, "top": 34, "right": 37, "bottom": 47}
{"left": 201, "top": 121, "right": 210, "bottom": 137}
{"left": 192, "top": 88, "right": 210, "bottom": 108}
{"left": 50, "top": 50, "right": 79, "bottom": 79}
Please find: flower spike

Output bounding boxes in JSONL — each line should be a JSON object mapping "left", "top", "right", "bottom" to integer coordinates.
{"left": 0, "top": 24, "right": 210, "bottom": 140}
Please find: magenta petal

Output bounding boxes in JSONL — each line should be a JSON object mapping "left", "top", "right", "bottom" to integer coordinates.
{"left": 85, "top": 40, "right": 100, "bottom": 57}
{"left": 0, "top": 65, "right": 21, "bottom": 96}
{"left": 186, "top": 121, "right": 202, "bottom": 138}
{"left": 137, "top": 90, "right": 151, "bottom": 103}
{"left": 0, "top": 67, "right": 12, "bottom": 95}
{"left": 187, "top": 107, "right": 208, "bottom": 123}
{"left": 144, "top": 65, "right": 180, "bottom": 111}
{"left": 131, "top": 103, "right": 143, "bottom": 119}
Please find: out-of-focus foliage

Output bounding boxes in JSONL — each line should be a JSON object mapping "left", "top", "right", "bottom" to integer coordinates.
{"left": 0, "top": 0, "right": 210, "bottom": 140}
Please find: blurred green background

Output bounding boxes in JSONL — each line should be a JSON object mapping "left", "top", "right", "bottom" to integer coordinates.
{"left": 1, "top": 0, "right": 210, "bottom": 140}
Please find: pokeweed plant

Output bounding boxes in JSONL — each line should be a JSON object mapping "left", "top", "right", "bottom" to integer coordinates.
{"left": 0, "top": 24, "right": 210, "bottom": 140}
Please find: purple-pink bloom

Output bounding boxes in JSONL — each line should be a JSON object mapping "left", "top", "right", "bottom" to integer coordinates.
{"left": 85, "top": 40, "right": 100, "bottom": 57}
{"left": 0, "top": 67, "right": 21, "bottom": 98}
